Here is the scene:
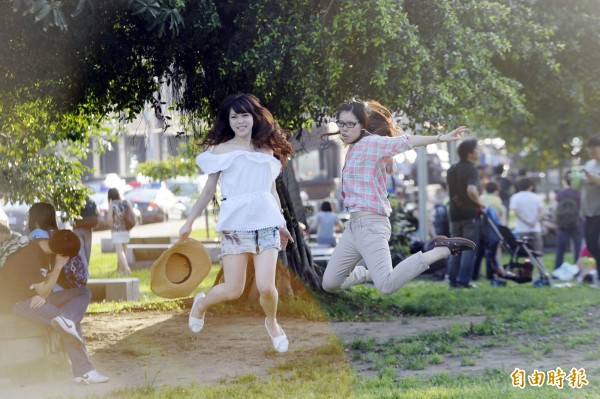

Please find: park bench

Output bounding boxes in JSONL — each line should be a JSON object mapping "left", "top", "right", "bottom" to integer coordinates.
{"left": 0, "top": 315, "right": 65, "bottom": 370}
{"left": 308, "top": 244, "right": 335, "bottom": 267}
{"left": 87, "top": 277, "right": 140, "bottom": 302}
{"left": 102, "top": 237, "right": 221, "bottom": 268}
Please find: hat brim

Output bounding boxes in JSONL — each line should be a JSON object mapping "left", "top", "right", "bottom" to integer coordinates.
{"left": 150, "top": 238, "right": 212, "bottom": 299}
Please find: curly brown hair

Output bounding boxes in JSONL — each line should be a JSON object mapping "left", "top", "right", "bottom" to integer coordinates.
{"left": 201, "top": 94, "right": 292, "bottom": 165}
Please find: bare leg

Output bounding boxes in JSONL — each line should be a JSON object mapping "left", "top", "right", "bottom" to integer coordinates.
{"left": 253, "top": 248, "right": 284, "bottom": 337}
{"left": 190, "top": 254, "right": 248, "bottom": 319}
{"left": 114, "top": 243, "right": 131, "bottom": 275}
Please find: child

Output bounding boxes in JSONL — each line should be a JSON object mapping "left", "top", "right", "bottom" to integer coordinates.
{"left": 576, "top": 246, "right": 597, "bottom": 284}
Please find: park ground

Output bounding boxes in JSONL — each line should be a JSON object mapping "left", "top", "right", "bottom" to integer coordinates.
{"left": 3, "top": 296, "right": 600, "bottom": 398}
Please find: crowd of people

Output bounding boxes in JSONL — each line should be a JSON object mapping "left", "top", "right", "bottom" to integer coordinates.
{"left": 1, "top": 92, "right": 599, "bottom": 387}
{"left": 425, "top": 136, "right": 600, "bottom": 289}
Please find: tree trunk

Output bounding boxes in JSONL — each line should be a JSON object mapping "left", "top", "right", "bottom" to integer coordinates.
{"left": 277, "top": 168, "right": 323, "bottom": 290}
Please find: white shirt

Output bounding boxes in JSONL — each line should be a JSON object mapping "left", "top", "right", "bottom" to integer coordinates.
{"left": 509, "top": 190, "right": 543, "bottom": 233}
{"left": 0, "top": 206, "right": 7, "bottom": 227}
{"left": 581, "top": 159, "right": 600, "bottom": 217}
{"left": 196, "top": 150, "right": 285, "bottom": 232}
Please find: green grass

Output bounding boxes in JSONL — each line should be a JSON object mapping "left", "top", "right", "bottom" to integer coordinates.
{"left": 83, "top": 232, "right": 600, "bottom": 398}
{"left": 87, "top": 227, "right": 221, "bottom": 313}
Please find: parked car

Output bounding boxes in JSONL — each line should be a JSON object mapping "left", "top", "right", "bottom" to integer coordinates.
{"left": 3, "top": 201, "right": 29, "bottom": 234}
{"left": 2, "top": 201, "right": 71, "bottom": 234}
{"left": 166, "top": 181, "right": 200, "bottom": 218}
{"left": 124, "top": 186, "right": 186, "bottom": 224}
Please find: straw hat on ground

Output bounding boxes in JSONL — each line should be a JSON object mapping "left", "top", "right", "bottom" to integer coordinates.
{"left": 150, "top": 238, "right": 212, "bottom": 299}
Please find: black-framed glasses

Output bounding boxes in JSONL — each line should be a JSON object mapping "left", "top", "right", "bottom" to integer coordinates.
{"left": 336, "top": 120, "right": 359, "bottom": 128}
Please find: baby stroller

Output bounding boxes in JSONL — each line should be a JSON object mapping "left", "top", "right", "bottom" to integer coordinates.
{"left": 482, "top": 210, "right": 552, "bottom": 286}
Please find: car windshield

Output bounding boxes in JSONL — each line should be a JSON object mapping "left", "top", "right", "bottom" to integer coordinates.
{"left": 124, "top": 189, "right": 159, "bottom": 202}
{"left": 167, "top": 183, "right": 197, "bottom": 196}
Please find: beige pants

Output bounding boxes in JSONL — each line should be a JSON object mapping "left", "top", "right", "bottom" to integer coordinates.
{"left": 322, "top": 215, "right": 429, "bottom": 294}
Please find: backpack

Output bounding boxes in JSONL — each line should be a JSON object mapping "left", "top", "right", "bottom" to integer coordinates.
{"left": 0, "top": 235, "right": 31, "bottom": 270}
{"left": 63, "top": 254, "right": 88, "bottom": 288}
{"left": 433, "top": 203, "right": 450, "bottom": 236}
{"left": 74, "top": 198, "right": 99, "bottom": 229}
{"left": 123, "top": 201, "right": 136, "bottom": 230}
{"left": 554, "top": 194, "right": 580, "bottom": 231}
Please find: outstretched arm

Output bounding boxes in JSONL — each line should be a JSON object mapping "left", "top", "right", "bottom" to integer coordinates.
{"left": 406, "top": 126, "right": 469, "bottom": 148}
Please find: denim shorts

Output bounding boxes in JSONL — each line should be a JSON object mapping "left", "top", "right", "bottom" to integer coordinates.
{"left": 220, "top": 228, "right": 281, "bottom": 256}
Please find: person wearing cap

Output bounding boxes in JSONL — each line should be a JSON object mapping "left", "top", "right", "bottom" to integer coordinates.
{"left": 581, "top": 135, "right": 600, "bottom": 288}
{"left": 179, "top": 94, "right": 294, "bottom": 353}
{"left": 0, "top": 230, "right": 108, "bottom": 384}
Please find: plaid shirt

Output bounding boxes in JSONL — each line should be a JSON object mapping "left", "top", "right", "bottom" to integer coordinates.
{"left": 342, "top": 134, "right": 413, "bottom": 216}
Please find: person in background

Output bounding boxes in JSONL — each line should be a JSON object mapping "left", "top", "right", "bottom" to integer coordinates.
{"left": 446, "top": 139, "right": 484, "bottom": 288}
{"left": 509, "top": 177, "right": 545, "bottom": 254}
{"left": 321, "top": 98, "right": 475, "bottom": 295}
{"left": 73, "top": 196, "right": 99, "bottom": 266}
{"left": 0, "top": 222, "right": 20, "bottom": 242}
{"left": 28, "top": 202, "right": 88, "bottom": 289}
{"left": 553, "top": 171, "right": 582, "bottom": 271}
{"left": 431, "top": 183, "right": 450, "bottom": 238}
{"left": 0, "top": 230, "right": 108, "bottom": 384}
{"left": 492, "top": 164, "right": 513, "bottom": 211}
{"left": 106, "top": 188, "right": 131, "bottom": 275}
{"left": 179, "top": 93, "right": 294, "bottom": 353}
{"left": 479, "top": 182, "right": 506, "bottom": 280}
{"left": 581, "top": 135, "right": 600, "bottom": 288}
{"left": 0, "top": 203, "right": 8, "bottom": 228}
{"left": 576, "top": 245, "right": 597, "bottom": 285}
{"left": 28, "top": 202, "right": 60, "bottom": 238}
{"left": 310, "top": 200, "right": 343, "bottom": 247}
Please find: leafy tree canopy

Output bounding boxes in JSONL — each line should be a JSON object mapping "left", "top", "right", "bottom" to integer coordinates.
{"left": 1, "top": 0, "right": 599, "bottom": 216}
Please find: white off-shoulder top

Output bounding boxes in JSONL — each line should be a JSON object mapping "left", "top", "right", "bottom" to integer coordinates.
{"left": 196, "top": 150, "right": 285, "bottom": 232}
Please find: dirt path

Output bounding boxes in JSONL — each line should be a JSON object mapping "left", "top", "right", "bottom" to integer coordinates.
{"left": 2, "top": 310, "right": 599, "bottom": 398}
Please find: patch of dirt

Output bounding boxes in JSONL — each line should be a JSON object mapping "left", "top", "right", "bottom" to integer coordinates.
{"left": 2, "top": 309, "right": 599, "bottom": 398}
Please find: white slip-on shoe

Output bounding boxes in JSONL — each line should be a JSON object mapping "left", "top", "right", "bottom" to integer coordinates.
{"left": 51, "top": 316, "right": 83, "bottom": 345}
{"left": 188, "top": 293, "right": 206, "bottom": 333}
{"left": 265, "top": 318, "right": 289, "bottom": 353}
{"left": 73, "top": 369, "right": 109, "bottom": 384}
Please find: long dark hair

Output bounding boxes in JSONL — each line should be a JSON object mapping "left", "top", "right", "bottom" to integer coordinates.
{"left": 201, "top": 94, "right": 292, "bottom": 165}
{"left": 323, "top": 98, "right": 399, "bottom": 144}
{"left": 28, "top": 202, "right": 59, "bottom": 232}
{"left": 107, "top": 188, "right": 122, "bottom": 201}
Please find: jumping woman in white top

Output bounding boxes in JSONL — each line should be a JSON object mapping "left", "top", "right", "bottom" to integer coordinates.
{"left": 179, "top": 94, "right": 294, "bottom": 353}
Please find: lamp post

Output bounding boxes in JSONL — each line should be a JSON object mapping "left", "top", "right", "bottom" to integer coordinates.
{"left": 415, "top": 123, "right": 429, "bottom": 242}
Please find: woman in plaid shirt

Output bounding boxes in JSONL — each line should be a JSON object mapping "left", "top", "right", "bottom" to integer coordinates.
{"left": 322, "top": 99, "right": 475, "bottom": 294}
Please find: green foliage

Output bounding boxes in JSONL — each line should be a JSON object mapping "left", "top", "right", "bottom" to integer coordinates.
{"left": 0, "top": 92, "right": 96, "bottom": 216}
{"left": 387, "top": 194, "right": 417, "bottom": 260}
{"left": 134, "top": 140, "right": 198, "bottom": 182}
{"left": 2, "top": 0, "right": 600, "bottom": 213}
{"left": 492, "top": 0, "right": 600, "bottom": 169}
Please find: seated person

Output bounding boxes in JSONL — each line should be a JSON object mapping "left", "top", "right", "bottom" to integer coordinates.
{"left": 0, "top": 230, "right": 108, "bottom": 384}
{"left": 576, "top": 246, "right": 597, "bottom": 284}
